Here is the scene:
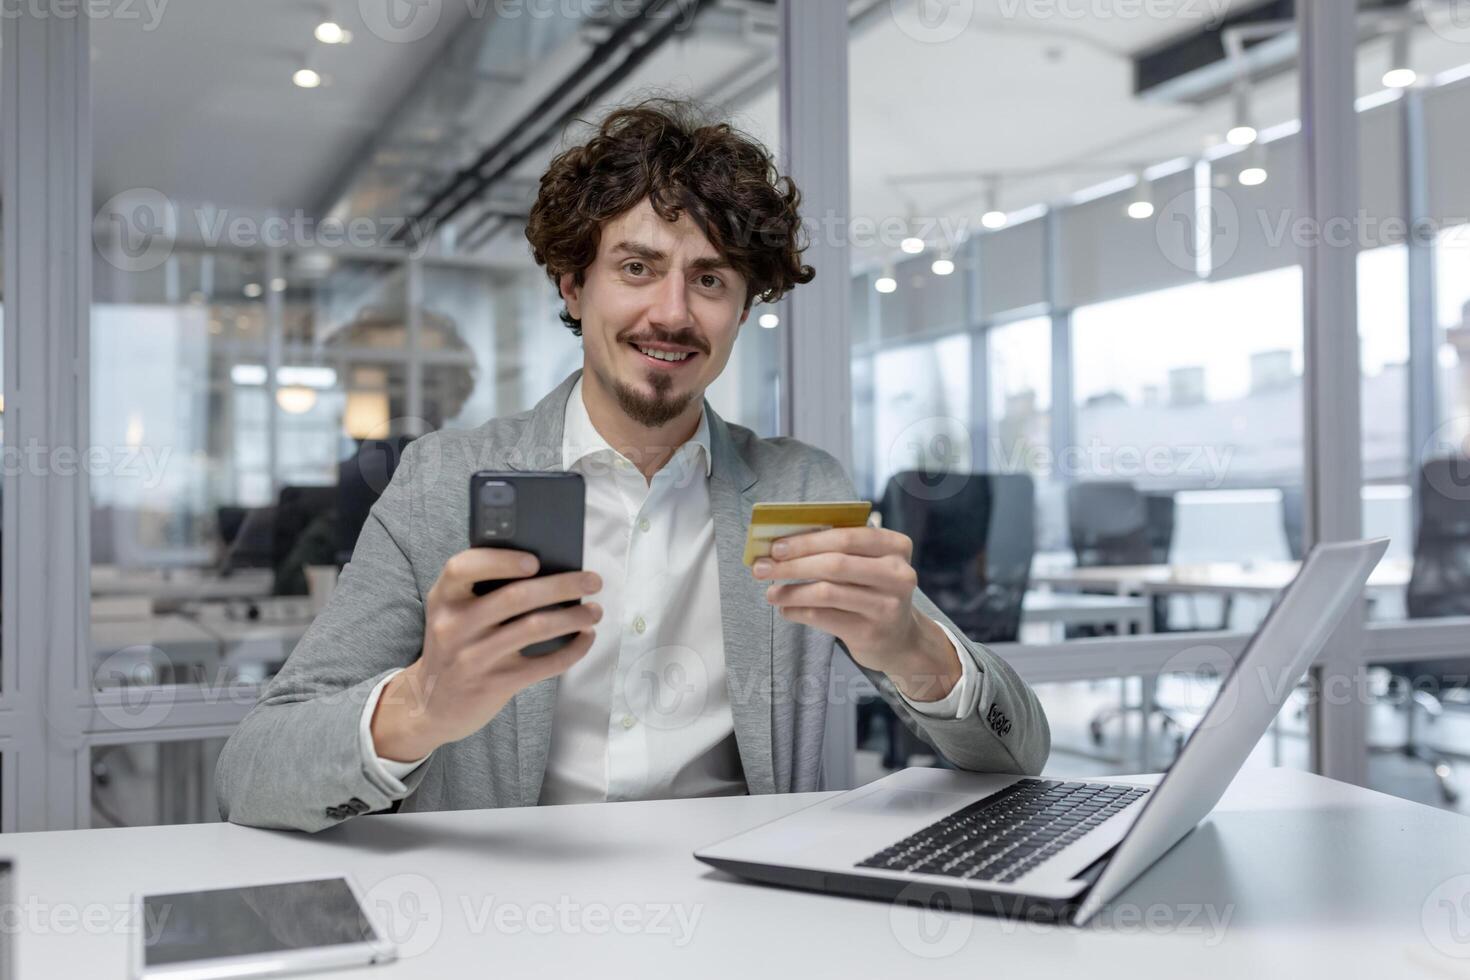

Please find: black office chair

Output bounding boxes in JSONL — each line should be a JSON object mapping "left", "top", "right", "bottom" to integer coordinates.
{"left": 1280, "top": 484, "right": 1306, "bottom": 561}
{"left": 271, "top": 486, "right": 338, "bottom": 596}
{"left": 856, "top": 471, "right": 1035, "bottom": 770}
{"left": 1386, "top": 457, "right": 1470, "bottom": 803}
{"left": 337, "top": 436, "right": 415, "bottom": 565}
{"left": 1066, "top": 480, "right": 1185, "bottom": 753}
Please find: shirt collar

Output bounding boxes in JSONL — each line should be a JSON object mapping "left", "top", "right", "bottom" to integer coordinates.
{"left": 561, "top": 377, "right": 712, "bottom": 478}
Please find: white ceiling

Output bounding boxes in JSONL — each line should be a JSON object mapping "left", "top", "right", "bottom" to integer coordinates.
{"left": 91, "top": 0, "right": 475, "bottom": 212}
{"left": 87, "top": 0, "right": 1470, "bottom": 270}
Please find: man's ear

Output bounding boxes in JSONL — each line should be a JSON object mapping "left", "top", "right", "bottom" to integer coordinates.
{"left": 558, "top": 272, "right": 582, "bottom": 321}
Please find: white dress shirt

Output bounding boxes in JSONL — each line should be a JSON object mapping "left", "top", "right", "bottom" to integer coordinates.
{"left": 359, "top": 379, "right": 980, "bottom": 801}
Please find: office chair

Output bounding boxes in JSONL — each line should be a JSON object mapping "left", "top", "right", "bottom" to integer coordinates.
{"left": 1066, "top": 480, "right": 1186, "bottom": 755}
{"left": 337, "top": 436, "right": 415, "bottom": 565}
{"left": 217, "top": 505, "right": 277, "bottom": 575}
{"left": 1386, "top": 457, "right": 1470, "bottom": 803}
{"left": 857, "top": 471, "right": 1035, "bottom": 769}
{"left": 1280, "top": 484, "right": 1306, "bottom": 561}
{"left": 271, "top": 486, "right": 338, "bottom": 596}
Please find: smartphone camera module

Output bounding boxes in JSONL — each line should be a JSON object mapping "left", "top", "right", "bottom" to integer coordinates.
{"left": 478, "top": 481, "right": 516, "bottom": 540}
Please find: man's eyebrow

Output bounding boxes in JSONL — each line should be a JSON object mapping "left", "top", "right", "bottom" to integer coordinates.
{"left": 609, "top": 241, "right": 731, "bottom": 272}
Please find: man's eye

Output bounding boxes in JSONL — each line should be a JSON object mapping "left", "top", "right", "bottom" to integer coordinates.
{"left": 625, "top": 261, "right": 647, "bottom": 276}
{"left": 699, "top": 274, "right": 723, "bottom": 289}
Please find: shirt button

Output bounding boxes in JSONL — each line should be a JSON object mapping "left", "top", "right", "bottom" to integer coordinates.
{"left": 621, "top": 715, "right": 636, "bottom": 730}
{"left": 638, "top": 517, "right": 651, "bottom": 533}
{"left": 633, "top": 615, "right": 646, "bottom": 634}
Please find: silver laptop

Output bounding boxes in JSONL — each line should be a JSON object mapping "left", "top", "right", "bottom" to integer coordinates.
{"left": 696, "top": 538, "right": 1389, "bottom": 926}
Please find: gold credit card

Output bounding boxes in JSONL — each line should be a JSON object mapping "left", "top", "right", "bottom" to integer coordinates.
{"left": 742, "top": 501, "right": 874, "bottom": 566}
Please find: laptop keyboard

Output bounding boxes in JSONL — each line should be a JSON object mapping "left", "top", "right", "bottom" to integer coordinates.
{"left": 856, "top": 778, "right": 1149, "bottom": 884}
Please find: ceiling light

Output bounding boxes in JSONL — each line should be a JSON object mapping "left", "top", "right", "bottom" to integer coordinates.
{"left": 758, "top": 312, "right": 780, "bottom": 329}
{"left": 901, "top": 236, "right": 925, "bottom": 255}
{"left": 931, "top": 256, "right": 955, "bottom": 276}
{"left": 875, "top": 265, "right": 897, "bottom": 294}
{"left": 981, "top": 182, "right": 1007, "bottom": 230}
{"left": 230, "top": 364, "right": 268, "bottom": 386}
{"left": 1226, "top": 125, "right": 1257, "bottom": 146}
{"left": 1239, "top": 165, "right": 1267, "bottom": 186}
{"left": 293, "top": 68, "right": 322, "bottom": 89}
{"left": 243, "top": 282, "right": 263, "bottom": 298}
{"left": 1227, "top": 81, "right": 1257, "bottom": 145}
{"left": 276, "top": 386, "right": 318, "bottom": 415}
{"left": 1127, "top": 170, "right": 1154, "bottom": 220}
{"left": 315, "top": 21, "right": 350, "bottom": 44}
{"left": 270, "top": 277, "right": 287, "bottom": 292}
{"left": 1383, "top": 67, "right": 1417, "bottom": 89}
{"left": 277, "top": 365, "right": 338, "bottom": 389}
{"left": 1383, "top": 25, "right": 1415, "bottom": 89}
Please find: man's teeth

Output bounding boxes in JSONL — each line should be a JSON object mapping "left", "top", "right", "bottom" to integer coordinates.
{"left": 637, "top": 345, "right": 692, "bottom": 362}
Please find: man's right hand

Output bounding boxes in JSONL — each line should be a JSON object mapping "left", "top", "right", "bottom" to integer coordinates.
{"left": 370, "top": 548, "right": 602, "bottom": 762}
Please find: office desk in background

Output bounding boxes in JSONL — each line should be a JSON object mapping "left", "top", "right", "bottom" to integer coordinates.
{"left": 4, "top": 768, "right": 1466, "bottom": 978}
{"left": 1031, "top": 558, "right": 1413, "bottom": 599}
{"left": 90, "top": 566, "right": 275, "bottom": 612}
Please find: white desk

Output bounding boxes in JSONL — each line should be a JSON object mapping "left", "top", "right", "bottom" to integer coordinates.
{"left": 90, "top": 566, "right": 275, "bottom": 611}
{"left": 1022, "top": 590, "right": 1152, "bottom": 636}
{"left": 1032, "top": 558, "right": 1413, "bottom": 599}
{"left": 5, "top": 767, "right": 1467, "bottom": 978}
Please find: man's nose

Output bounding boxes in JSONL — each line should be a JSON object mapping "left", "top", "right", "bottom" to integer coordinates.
{"left": 648, "top": 272, "right": 695, "bottom": 330}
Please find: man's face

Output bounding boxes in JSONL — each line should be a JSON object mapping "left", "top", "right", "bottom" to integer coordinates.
{"left": 560, "top": 198, "right": 750, "bottom": 429}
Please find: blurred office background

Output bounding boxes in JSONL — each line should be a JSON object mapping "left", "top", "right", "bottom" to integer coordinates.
{"left": 2, "top": 0, "right": 1468, "bottom": 830}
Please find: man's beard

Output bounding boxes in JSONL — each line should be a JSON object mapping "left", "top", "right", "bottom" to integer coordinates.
{"left": 608, "top": 368, "right": 698, "bottom": 428}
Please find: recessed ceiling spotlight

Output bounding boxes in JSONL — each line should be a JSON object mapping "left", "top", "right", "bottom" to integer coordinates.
{"left": 293, "top": 68, "right": 323, "bottom": 89}
{"left": 315, "top": 21, "right": 350, "bottom": 44}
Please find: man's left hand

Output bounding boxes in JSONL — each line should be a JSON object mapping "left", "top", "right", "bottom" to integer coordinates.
{"left": 752, "top": 526, "right": 962, "bottom": 703}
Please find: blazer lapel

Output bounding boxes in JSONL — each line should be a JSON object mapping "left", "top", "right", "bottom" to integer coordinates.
{"left": 504, "top": 371, "right": 577, "bottom": 806}
{"left": 705, "top": 408, "right": 775, "bottom": 795}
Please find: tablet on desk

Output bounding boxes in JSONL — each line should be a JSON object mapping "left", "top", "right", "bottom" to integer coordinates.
{"left": 132, "top": 876, "right": 395, "bottom": 979}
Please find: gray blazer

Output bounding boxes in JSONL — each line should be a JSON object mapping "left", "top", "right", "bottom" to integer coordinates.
{"left": 216, "top": 371, "right": 1050, "bottom": 832}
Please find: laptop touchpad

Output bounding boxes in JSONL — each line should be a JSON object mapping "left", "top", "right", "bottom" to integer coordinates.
{"left": 835, "top": 789, "right": 971, "bottom": 818}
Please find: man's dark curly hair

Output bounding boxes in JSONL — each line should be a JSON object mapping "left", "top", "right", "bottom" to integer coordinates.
{"left": 526, "top": 98, "right": 815, "bottom": 336}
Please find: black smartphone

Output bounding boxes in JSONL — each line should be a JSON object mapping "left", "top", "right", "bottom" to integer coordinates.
{"left": 468, "top": 471, "right": 586, "bottom": 657}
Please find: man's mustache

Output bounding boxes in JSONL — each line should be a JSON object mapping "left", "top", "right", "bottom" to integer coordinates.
{"left": 619, "top": 327, "right": 710, "bottom": 356}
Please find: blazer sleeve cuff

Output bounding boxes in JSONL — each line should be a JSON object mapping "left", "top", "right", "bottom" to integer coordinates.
{"left": 359, "top": 668, "right": 433, "bottom": 790}
{"left": 897, "top": 622, "right": 982, "bottom": 721}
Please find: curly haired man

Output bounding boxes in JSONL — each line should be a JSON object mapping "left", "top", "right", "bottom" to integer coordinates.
{"left": 217, "top": 99, "right": 1049, "bottom": 831}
